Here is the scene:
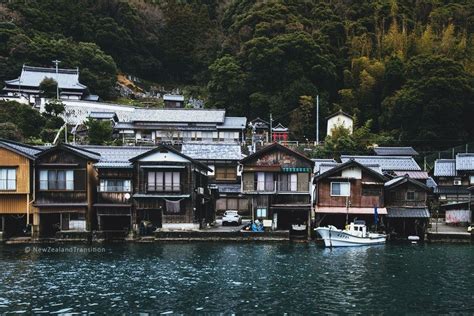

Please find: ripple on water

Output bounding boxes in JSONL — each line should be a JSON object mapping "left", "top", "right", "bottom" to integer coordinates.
{"left": 0, "top": 243, "right": 473, "bottom": 314}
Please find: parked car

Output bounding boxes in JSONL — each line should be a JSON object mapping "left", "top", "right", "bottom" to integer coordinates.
{"left": 222, "top": 210, "right": 242, "bottom": 226}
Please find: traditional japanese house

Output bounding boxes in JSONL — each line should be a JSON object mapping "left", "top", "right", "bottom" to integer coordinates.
{"left": 87, "top": 146, "right": 149, "bottom": 234}
{"left": 181, "top": 143, "right": 247, "bottom": 215}
{"left": 2, "top": 65, "right": 92, "bottom": 106}
{"left": 0, "top": 139, "right": 42, "bottom": 239}
{"left": 130, "top": 145, "right": 213, "bottom": 231}
{"left": 313, "top": 160, "right": 388, "bottom": 229}
{"left": 433, "top": 154, "right": 474, "bottom": 223}
{"left": 341, "top": 155, "right": 422, "bottom": 178}
{"left": 33, "top": 144, "right": 100, "bottom": 238}
{"left": 240, "top": 143, "right": 313, "bottom": 234}
{"left": 384, "top": 176, "right": 430, "bottom": 239}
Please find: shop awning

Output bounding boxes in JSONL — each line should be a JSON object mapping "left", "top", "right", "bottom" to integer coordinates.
{"left": 387, "top": 208, "right": 430, "bottom": 218}
{"left": 315, "top": 207, "right": 387, "bottom": 215}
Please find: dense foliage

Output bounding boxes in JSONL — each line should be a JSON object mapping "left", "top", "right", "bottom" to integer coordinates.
{"left": 0, "top": 0, "right": 472, "bottom": 150}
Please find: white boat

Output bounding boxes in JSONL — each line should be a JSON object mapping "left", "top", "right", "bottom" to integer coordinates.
{"left": 315, "top": 221, "right": 386, "bottom": 247}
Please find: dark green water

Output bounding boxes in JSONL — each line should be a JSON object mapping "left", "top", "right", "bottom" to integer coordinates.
{"left": 0, "top": 243, "right": 473, "bottom": 314}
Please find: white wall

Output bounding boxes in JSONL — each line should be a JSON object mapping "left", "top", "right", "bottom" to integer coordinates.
{"left": 327, "top": 114, "right": 353, "bottom": 136}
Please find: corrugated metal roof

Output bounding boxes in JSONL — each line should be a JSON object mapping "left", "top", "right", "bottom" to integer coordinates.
{"left": 341, "top": 155, "right": 421, "bottom": 171}
{"left": 5, "top": 65, "right": 87, "bottom": 90}
{"left": 163, "top": 94, "right": 184, "bottom": 102}
{"left": 374, "top": 147, "right": 418, "bottom": 156}
{"left": 181, "top": 143, "right": 242, "bottom": 160}
{"left": 434, "top": 159, "right": 456, "bottom": 176}
{"left": 455, "top": 153, "right": 474, "bottom": 171}
{"left": 384, "top": 177, "right": 404, "bottom": 187}
{"left": 394, "top": 171, "right": 429, "bottom": 179}
{"left": 387, "top": 208, "right": 430, "bottom": 218}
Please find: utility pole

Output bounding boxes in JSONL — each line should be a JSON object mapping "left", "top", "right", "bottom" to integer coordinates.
{"left": 52, "top": 60, "right": 61, "bottom": 100}
{"left": 316, "top": 94, "right": 320, "bottom": 145}
{"left": 270, "top": 113, "right": 273, "bottom": 143}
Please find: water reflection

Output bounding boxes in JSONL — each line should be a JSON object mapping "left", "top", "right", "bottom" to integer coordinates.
{"left": 0, "top": 243, "right": 473, "bottom": 314}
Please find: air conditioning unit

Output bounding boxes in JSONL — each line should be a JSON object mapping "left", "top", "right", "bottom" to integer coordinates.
{"left": 196, "top": 187, "right": 204, "bottom": 195}
{"left": 453, "top": 180, "right": 462, "bottom": 186}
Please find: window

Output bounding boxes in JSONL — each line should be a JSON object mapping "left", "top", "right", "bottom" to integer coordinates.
{"left": 99, "top": 179, "right": 131, "bottom": 192}
{"left": 255, "top": 172, "right": 274, "bottom": 191}
{"left": 147, "top": 171, "right": 180, "bottom": 192}
{"left": 331, "top": 182, "right": 350, "bottom": 196}
{"left": 362, "top": 187, "right": 382, "bottom": 196}
{"left": 279, "top": 173, "right": 297, "bottom": 191}
{"left": 406, "top": 191, "right": 415, "bottom": 200}
{"left": 0, "top": 168, "right": 16, "bottom": 190}
{"left": 39, "top": 170, "right": 74, "bottom": 190}
{"left": 470, "top": 176, "right": 474, "bottom": 185}
{"left": 453, "top": 178, "right": 462, "bottom": 185}
{"left": 215, "top": 166, "right": 237, "bottom": 180}
{"left": 256, "top": 208, "right": 267, "bottom": 218}
{"left": 165, "top": 200, "right": 181, "bottom": 214}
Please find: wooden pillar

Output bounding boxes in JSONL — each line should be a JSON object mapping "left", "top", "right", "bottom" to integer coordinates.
{"left": 33, "top": 212, "right": 40, "bottom": 239}
{"left": 98, "top": 214, "right": 102, "bottom": 231}
{"left": 1, "top": 215, "right": 4, "bottom": 232}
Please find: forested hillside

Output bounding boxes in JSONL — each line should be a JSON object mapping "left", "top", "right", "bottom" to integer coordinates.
{"left": 0, "top": 0, "right": 472, "bottom": 150}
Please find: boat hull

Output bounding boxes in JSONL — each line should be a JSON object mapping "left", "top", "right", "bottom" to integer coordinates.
{"left": 315, "top": 227, "right": 386, "bottom": 247}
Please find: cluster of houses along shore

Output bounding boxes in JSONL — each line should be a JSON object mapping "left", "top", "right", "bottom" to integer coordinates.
{"left": 0, "top": 137, "right": 473, "bottom": 241}
{"left": 0, "top": 65, "right": 473, "bottom": 241}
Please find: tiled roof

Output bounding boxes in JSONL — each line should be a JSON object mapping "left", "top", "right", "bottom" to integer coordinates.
{"left": 5, "top": 65, "right": 87, "bottom": 90}
{"left": 317, "top": 162, "right": 382, "bottom": 175}
{"left": 0, "top": 139, "right": 42, "bottom": 158}
{"left": 433, "top": 159, "right": 456, "bottom": 176}
{"left": 163, "top": 94, "right": 184, "bottom": 101}
{"left": 131, "top": 108, "right": 225, "bottom": 123}
{"left": 81, "top": 146, "right": 150, "bottom": 168}
{"left": 216, "top": 184, "right": 241, "bottom": 194}
{"left": 89, "top": 112, "right": 117, "bottom": 119}
{"left": 311, "top": 159, "right": 336, "bottom": 173}
{"left": 387, "top": 208, "right": 430, "bottom": 218}
{"left": 394, "top": 170, "right": 429, "bottom": 179}
{"left": 374, "top": 147, "right": 418, "bottom": 156}
{"left": 455, "top": 153, "right": 474, "bottom": 171}
{"left": 426, "top": 177, "right": 437, "bottom": 189}
{"left": 64, "top": 145, "right": 101, "bottom": 161}
{"left": 181, "top": 143, "right": 243, "bottom": 160}
{"left": 384, "top": 177, "right": 404, "bottom": 187}
{"left": 341, "top": 155, "right": 421, "bottom": 171}
{"left": 217, "top": 117, "right": 247, "bottom": 130}
{"left": 434, "top": 186, "right": 470, "bottom": 194}
{"left": 319, "top": 163, "right": 340, "bottom": 175}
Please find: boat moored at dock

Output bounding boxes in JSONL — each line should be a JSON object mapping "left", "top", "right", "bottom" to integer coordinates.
{"left": 315, "top": 221, "right": 386, "bottom": 247}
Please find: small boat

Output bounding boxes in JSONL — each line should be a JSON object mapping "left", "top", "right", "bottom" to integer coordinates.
{"left": 315, "top": 221, "right": 386, "bottom": 247}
